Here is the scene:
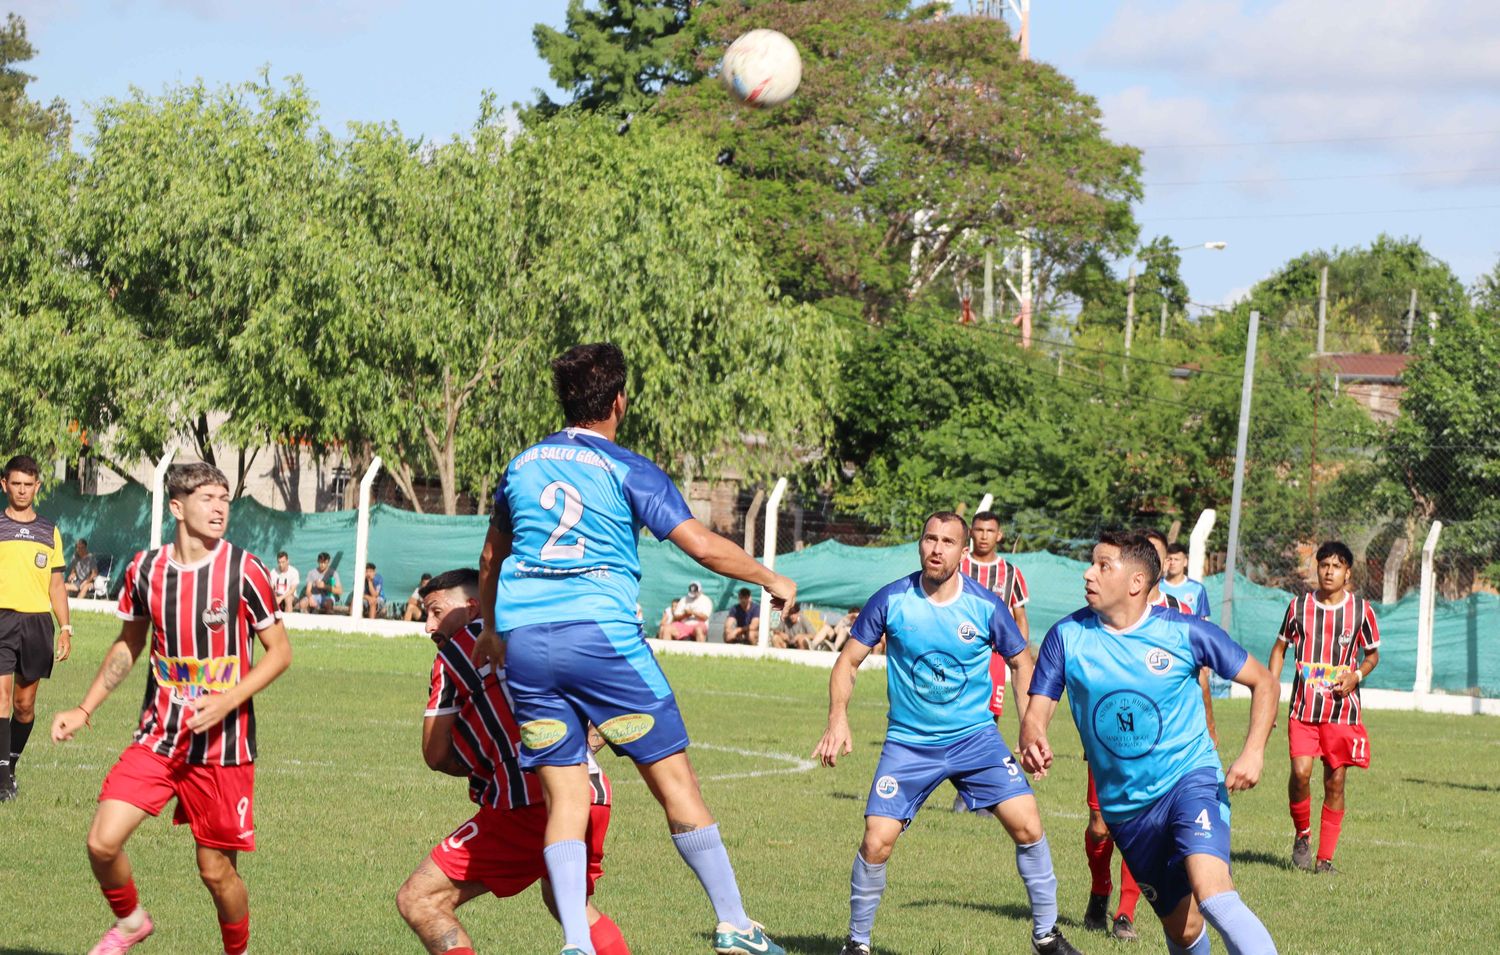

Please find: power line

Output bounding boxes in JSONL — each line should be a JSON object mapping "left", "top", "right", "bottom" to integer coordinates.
{"left": 1142, "top": 129, "right": 1500, "bottom": 150}
{"left": 1145, "top": 166, "right": 1500, "bottom": 187}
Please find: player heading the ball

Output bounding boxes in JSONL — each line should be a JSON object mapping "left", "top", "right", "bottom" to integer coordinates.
{"left": 52, "top": 463, "right": 292, "bottom": 955}
{"left": 473, "top": 342, "right": 795, "bottom": 955}
{"left": 814, "top": 511, "right": 1083, "bottom": 955}
{"left": 1020, "top": 531, "right": 1278, "bottom": 955}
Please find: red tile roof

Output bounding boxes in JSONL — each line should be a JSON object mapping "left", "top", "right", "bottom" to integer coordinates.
{"left": 1321, "top": 353, "right": 1412, "bottom": 381}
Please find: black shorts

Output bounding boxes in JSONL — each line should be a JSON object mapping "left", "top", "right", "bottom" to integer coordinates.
{"left": 0, "top": 610, "right": 54, "bottom": 684}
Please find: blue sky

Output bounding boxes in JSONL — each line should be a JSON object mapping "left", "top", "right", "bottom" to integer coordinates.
{"left": 14, "top": 0, "right": 1500, "bottom": 312}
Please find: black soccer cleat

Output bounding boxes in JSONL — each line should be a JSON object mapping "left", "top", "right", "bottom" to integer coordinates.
{"left": 1032, "top": 928, "right": 1084, "bottom": 955}
{"left": 1315, "top": 859, "right": 1338, "bottom": 876}
{"left": 839, "top": 939, "right": 872, "bottom": 955}
{"left": 1082, "top": 892, "right": 1110, "bottom": 932}
{"left": 1291, "top": 834, "right": 1312, "bottom": 871}
{"left": 1111, "top": 914, "right": 1139, "bottom": 941}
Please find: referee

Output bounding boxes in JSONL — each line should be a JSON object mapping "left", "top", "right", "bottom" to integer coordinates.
{"left": 0, "top": 454, "right": 71, "bottom": 801}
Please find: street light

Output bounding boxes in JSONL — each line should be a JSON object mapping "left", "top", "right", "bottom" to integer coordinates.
{"left": 1126, "top": 240, "right": 1227, "bottom": 358}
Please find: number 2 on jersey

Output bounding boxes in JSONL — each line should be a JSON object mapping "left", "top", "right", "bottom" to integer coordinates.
{"left": 540, "top": 481, "right": 587, "bottom": 560}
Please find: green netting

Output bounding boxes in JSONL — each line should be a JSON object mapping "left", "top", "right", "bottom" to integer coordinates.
{"left": 38, "top": 488, "right": 1498, "bottom": 697}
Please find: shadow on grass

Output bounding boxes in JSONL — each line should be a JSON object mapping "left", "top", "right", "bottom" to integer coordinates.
{"left": 1, "top": 948, "right": 74, "bottom": 954}
{"left": 773, "top": 933, "right": 917, "bottom": 955}
{"left": 1401, "top": 777, "right": 1500, "bottom": 793}
{"left": 904, "top": 897, "right": 1058, "bottom": 926}
{"left": 1233, "top": 848, "right": 1299, "bottom": 870}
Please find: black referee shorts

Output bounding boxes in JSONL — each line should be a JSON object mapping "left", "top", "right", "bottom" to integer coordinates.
{"left": 0, "top": 610, "right": 54, "bottom": 684}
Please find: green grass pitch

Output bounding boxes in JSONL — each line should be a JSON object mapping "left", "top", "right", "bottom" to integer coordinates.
{"left": 4, "top": 613, "right": 1498, "bottom": 954}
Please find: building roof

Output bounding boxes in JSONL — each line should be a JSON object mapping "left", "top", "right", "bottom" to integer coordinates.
{"left": 1320, "top": 352, "right": 1412, "bottom": 383}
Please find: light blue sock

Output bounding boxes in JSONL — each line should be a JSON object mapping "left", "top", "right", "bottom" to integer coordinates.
{"left": 1200, "top": 890, "right": 1278, "bottom": 955}
{"left": 1015, "top": 835, "right": 1059, "bottom": 939}
{"left": 1165, "top": 925, "right": 1211, "bottom": 955}
{"left": 848, "top": 852, "right": 887, "bottom": 944}
{"left": 542, "top": 840, "right": 595, "bottom": 954}
{"left": 671, "top": 823, "right": 750, "bottom": 930}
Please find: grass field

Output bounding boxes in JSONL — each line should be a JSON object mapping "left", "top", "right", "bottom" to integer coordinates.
{"left": 4, "top": 612, "right": 1498, "bottom": 954}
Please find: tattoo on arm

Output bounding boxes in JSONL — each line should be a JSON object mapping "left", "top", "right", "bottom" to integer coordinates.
{"left": 101, "top": 644, "right": 135, "bottom": 691}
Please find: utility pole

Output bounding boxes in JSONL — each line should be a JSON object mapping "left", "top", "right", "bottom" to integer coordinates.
{"left": 1315, "top": 265, "right": 1328, "bottom": 355}
{"left": 1404, "top": 289, "right": 1417, "bottom": 352}
{"left": 1428, "top": 310, "right": 1437, "bottom": 348}
{"left": 1159, "top": 300, "right": 1169, "bottom": 339}
{"left": 1123, "top": 266, "right": 1136, "bottom": 379}
{"left": 1220, "top": 310, "right": 1261, "bottom": 632}
{"left": 1005, "top": 0, "right": 1032, "bottom": 346}
{"left": 983, "top": 249, "right": 995, "bottom": 321}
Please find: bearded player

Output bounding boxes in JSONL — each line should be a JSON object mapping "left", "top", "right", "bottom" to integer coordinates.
{"left": 1266, "top": 541, "right": 1379, "bottom": 873}
{"left": 52, "top": 463, "right": 291, "bottom": 955}
{"left": 1021, "top": 531, "right": 1278, "bottom": 955}
{"left": 396, "top": 569, "right": 628, "bottom": 955}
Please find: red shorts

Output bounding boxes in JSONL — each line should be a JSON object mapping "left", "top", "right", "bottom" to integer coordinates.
{"left": 99, "top": 744, "right": 256, "bottom": 851}
{"left": 1288, "top": 718, "right": 1370, "bottom": 769}
{"left": 430, "top": 802, "right": 610, "bottom": 898}
{"left": 987, "top": 652, "right": 1008, "bottom": 718}
{"left": 1085, "top": 766, "right": 1101, "bottom": 813}
{"left": 669, "top": 620, "right": 701, "bottom": 640}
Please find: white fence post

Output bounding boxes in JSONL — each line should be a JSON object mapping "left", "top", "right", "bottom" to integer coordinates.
{"left": 1187, "top": 509, "right": 1216, "bottom": 582}
{"left": 757, "top": 477, "right": 788, "bottom": 649}
{"left": 976, "top": 493, "right": 994, "bottom": 516}
{"left": 1414, "top": 521, "right": 1442, "bottom": 696}
{"left": 350, "top": 456, "right": 384, "bottom": 620}
{"left": 149, "top": 450, "right": 177, "bottom": 550}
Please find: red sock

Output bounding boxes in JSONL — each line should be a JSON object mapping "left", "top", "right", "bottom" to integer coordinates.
{"left": 1116, "top": 859, "right": 1140, "bottom": 920}
{"left": 1318, "top": 805, "right": 1345, "bottom": 862}
{"left": 1084, "top": 832, "right": 1114, "bottom": 896}
{"left": 591, "top": 914, "right": 631, "bottom": 955}
{"left": 102, "top": 880, "right": 139, "bottom": 919}
{"left": 440, "top": 949, "right": 476, "bottom": 955}
{"left": 1290, "top": 797, "right": 1311, "bottom": 836}
{"left": 219, "top": 914, "right": 249, "bottom": 955}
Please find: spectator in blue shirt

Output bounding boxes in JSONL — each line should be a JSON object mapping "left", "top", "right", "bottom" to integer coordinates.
{"left": 723, "top": 587, "right": 760, "bottom": 644}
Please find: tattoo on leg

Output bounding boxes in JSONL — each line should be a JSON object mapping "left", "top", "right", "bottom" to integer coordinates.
{"left": 669, "top": 820, "right": 702, "bottom": 834}
{"left": 439, "top": 928, "right": 460, "bottom": 948}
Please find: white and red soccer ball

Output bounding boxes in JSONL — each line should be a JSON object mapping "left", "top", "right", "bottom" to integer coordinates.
{"left": 720, "top": 29, "right": 802, "bottom": 108}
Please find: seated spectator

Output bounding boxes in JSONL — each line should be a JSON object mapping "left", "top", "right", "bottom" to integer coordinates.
{"left": 772, "top": 602, "right": 814, "bottom": 650}
{"left": 363, "top": 562, "right": 385, "bottom": 617}
{"left": 65, "top": 539, "right": 98, "bottom": 598}
{"left": 403, "top": 573, "right": 433, "bottom": 622}
{"left": 298, "top": 552, "right": 343, "bottom": 614}
{"left": 270, "top": 551, "right": 301, "bottom": 614}
{"left": 657, "top": 580, "right": 712, "bottom": 642}
{"left": 723, "top": 587, "right": 760, "bottom": 645}
{"left": 812, "top": 606, "right": 862, "bottom": 652}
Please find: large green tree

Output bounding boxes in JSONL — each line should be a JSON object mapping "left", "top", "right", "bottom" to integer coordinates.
{"left": 0, "top": 13, "right": 69, "bottom": 146}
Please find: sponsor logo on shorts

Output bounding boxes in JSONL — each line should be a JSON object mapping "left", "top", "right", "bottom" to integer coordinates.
{"left": 875, "top": 775, "right": 899, "bottom": 799}
{"left": 34, "top": 551, "right": 48, "bottom": 568}
{"left": 598, "top": 713, "right": 655, "bottom": 745}
{"left": 957, "top": 622, "right": 982, "bottom": 643}
{"left": 1145, "top": 647, "right": 1172, "bottom": 674}
{"left": 1137, "top": 882, "right": 1158, "bottom": 903}
{"left": 201, "top": 599, "right": 229, "bottom": 631}
{"left": 520, "top": 719, "right": 569, "bottom": 750}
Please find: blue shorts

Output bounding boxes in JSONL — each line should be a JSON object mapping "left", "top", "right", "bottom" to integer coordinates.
{"left": 503, "top": 619, "right": 690, "bottom": 769}
{"left": 1109, "top": 766, "right": 1233, "bottom": 917}
{"left": 865, "top": 725, "right": 1032, "bottom": 824}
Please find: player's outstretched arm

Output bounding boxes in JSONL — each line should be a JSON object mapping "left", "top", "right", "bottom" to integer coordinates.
{"left": 187, "top": 621, "right": 292, "bottom": 733}
{"left": 1223, "top": 654, "right": 1278, "bottom": 792}
{"left": 1017, "top": 696, "right": 1057, "bottom": 777}
{"left": 472, "top": 523, "right": 512, "bottom": 667}
{"left": 667, "top": 519, "right": 796, "bottom": 611}
{"left": 52, "top": 618, "right": 151, "bottom": 742}
{"left": 813, "top": 638, "right": 871, "bottom": 767}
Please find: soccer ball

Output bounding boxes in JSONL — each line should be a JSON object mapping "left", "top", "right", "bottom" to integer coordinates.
{"left": 720, "top": 29, "right": 802, "bottom": 108}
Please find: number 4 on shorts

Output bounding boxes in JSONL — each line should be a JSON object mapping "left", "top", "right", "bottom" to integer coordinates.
{"left": 1194, "top": 808, "right": 1212, "bottom": 832}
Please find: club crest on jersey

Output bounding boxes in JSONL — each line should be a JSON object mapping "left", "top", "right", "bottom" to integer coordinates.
{"left": 1338, "top": 629, "right": 1354, "bottom": 646}
{"left": 34, "top": 551, "right": 48, "bottom": 568}
{"left": 912, "top": 651, "right": 965, "bottom": 704}
{"left": 957, "top": 622, "right": 982, "bottom": 643}
{"left": 201, "top": 599, "right": 229, "bottom": 631}
{"left": 875, "top": 775, "right": 899, "bottom": 799}
{"left": 1145, "top": 647, "right": 1172, "bottom": 675}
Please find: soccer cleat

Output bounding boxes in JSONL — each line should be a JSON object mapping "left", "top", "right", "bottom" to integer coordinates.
{"left": 1082, "top": 892, "right": 1110, "bottom": 931}
{"left": 1032, "top": 928, "right": 1084, "bottom": 955}
{"left": 560, "top": 948, "right": 590, "bottom": 955}
{"left": 1315, "top": 859, "right": 1338, "bottom": 876}
{"left": 839, "top": 939, "right": 872, "bottom": 955}
{"left": 87, "top": 913, "right": 154, "bottom": 955}
{"left": 713, "top": 920, "right": 786, "bottom": 954}
{"left": 0, "top": 780, "right": 14, "bottom": 802}
{"left": 1291, "top": 834, "right": 1312, "bottom": 871}
{"left": 1111, "top": 914, "right": 1139, "bottom": 941}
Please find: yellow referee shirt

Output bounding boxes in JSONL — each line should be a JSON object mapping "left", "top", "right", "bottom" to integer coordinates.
{"left": 0, "top": 514, "right": 65, "bottom": 613}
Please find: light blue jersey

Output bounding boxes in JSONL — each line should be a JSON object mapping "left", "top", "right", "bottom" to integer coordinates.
{"left": 1032, "top": 605, "right": 1247, "bottom": 823}
{"left": 492, "top": 428, "right": 693, "bottom": 632}
{"left": 851, "top": 572, "right": 1027, "bottom": 747}
{"left": 1159, "top": 577, "right": 1212, "bottom": 619}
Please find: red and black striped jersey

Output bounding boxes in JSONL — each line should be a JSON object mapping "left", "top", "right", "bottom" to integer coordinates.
{"left": 116, "top": 541, "right": 281, "bottom": 766}
{"left": 1277, "top": 592, "right": 1380, "bottom": 725}
{"left": 1153, "top": 591, "right": 1186, "bottom": 611}
{"left": 960, "top": 553, "right": 1028, "bottom": 610}
{"left": 426, "top": 622, "right": 610, "bottom": 810}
